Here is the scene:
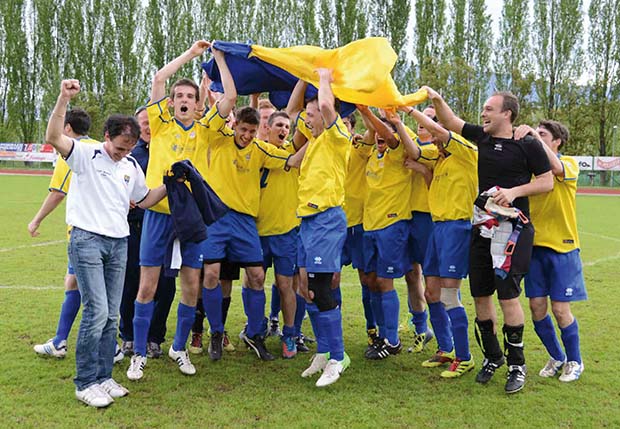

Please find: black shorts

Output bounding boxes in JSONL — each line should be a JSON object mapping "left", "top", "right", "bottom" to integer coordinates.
{"left": 220, "top": 260, "right": 241, "bottom": 281}
{"left": 468, "top": 222, "right": 534, "bottom": 300}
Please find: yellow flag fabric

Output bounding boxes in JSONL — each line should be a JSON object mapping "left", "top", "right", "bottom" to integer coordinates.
{"left": 250, "top": 37, "right": 428, "bottom": 109}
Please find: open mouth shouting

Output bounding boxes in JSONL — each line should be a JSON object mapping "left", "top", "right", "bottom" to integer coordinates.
{"left": 180, "top": 105, "right": 188, "bottom": 113}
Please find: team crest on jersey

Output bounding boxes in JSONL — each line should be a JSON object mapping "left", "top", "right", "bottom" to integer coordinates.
{"left": 245, "top": 153, "right": 251, "bottom": 160}
{"left": 189, "top": 131, "right": 196, "bottom": 139}
{"left": 123, "top": 175, "right": 130, "bottom": 184}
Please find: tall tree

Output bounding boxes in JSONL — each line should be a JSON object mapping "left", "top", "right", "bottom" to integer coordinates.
{"left": 413, "top": 0, "right": 448, "bottom": 90}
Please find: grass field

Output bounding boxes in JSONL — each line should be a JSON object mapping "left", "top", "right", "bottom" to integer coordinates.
{"left": 1, "top": 175, "right": 619, "bottom": 428}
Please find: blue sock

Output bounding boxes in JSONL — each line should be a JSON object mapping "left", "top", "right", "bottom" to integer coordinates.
{"left": 331, "top": 286, "right": 342, "bottom": 307}
{"left": 447, "top": 306, "right": 471, "bottom": 361}
{"left": 533, "top": 315, "right": 566, "bottom": 362}
{"left": 361, "top": 284, "right": 376, "bottom": 330}
{"left": 320, "top": 307, "right": 344, "bottom": 361}
{"left": 370, "top": 291, "right": 385, "bottom": 338}
{"left": 282, "top": 324, "right": 295, "bottom": 338}
{"left": 172, "top": 303, "right": 195, "bottom": 351}
{"left": 381, "top": 289, "right": 400, "bottom": 346}
{"left": 294, "top": 294, "right": 306, "bottom": 337}
{"left": 428, "top": 302, "right": 453, "bottom": 353}
{"left": 244, "top": 288, "right": 266, "bottom": 338}
{"left": 133, "top": 300, "right": 154, "bottom": 357}
{"left": 560, "top": 319, "right": 581, "bottom": 364}
{"left": 202, "top": 285, "right": 223, "bottom": 334}
{"left": 53, "top": 289, "right": 81, "bottom": 347}
{"left": 306, "top": 303, "right": 328, "bottom": 353}
{"left": 412, "top": 309, "right": 428, "bottom": 336}
{"left": 269, "top": 284, "right": 280, "bottom": 319}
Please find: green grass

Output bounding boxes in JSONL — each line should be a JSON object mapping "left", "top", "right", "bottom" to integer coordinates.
{"left": 1, "top": 175, "right": 619, "bottom": 428}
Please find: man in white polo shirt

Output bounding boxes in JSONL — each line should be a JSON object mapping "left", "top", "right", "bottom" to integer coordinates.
{"left": 45, "top": 79, "right": 167, "bottom": 408}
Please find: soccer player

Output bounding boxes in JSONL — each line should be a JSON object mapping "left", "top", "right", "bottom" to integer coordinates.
{"left": 30, "top": 109, "right": 125, "bottom": 363}
{"left": 251, "top": 95, "right": 276, "bottom": 142}
{"left": 200, "top": 46, "right": 305, "bottom": 362}
{"left": 291, "top": 70, "right": 353, "bottom": 387}
{"left": 406, "top": 107, "right": 478, "bottom": 378}
{"left": 118, "top": 106, "right": 176, "bottom": 359}
{"left": 356, "top": 106, "right": 421, "bottom": 360}
{"left": 127, "top": 40, "right": 212, "bottom": 381}
{"left": 426, "top": 86, "right": 553, "bottom": 393}
{"left": 46, "top": 79, "right": 166, "bottom": 407}
{"left": 256, "top": 110, "right": 302, "bottom": 358}
{"left": 515, "top": 120, "right": 587, "bottom": 382}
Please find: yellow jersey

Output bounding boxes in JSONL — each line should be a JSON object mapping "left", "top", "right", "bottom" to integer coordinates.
{"left": 409, "top": 139, "right": 439, "bottom": 213}
{"left": 202, "top": 105, "right": 292, "bottom": 217}
{"left": 428, "top": 132, "right": 478, "bottom": 222}
{"left": 364, "top": 141, "right": 413, "bottom": 230}
{"left": 344, "top": 140, "right": 373, "bottom": 227}
{"left": 294, "top": 110, "right": 314, "bottom": 143}
{"left": 297, "top": 115, "right": 352, "bottom": 217}
{"left": 529, "top": 155, "right": 580, "bottom": 253}
{"left": 256, "top": 142, "right": 300, "bottom": 235}
{"left": 146, "top": 98, "right": 210, "bottom": 214}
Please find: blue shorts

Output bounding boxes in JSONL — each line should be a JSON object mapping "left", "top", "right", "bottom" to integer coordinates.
{"left": 408, "top": 211, "right": 434, "bottom": 265}
{"left": 423, "top": 220, "right": 471, "bottom": 279}
{"left": 261, "top": 228, "right": 297, "bottom": 277}
{"left": 203, "top": 211, "right": 263, "bottom": 265}
{"left": 140, "top": 210, "right": 204, "bottom": 269}
{"left": 298, "top": 207, "right": 347, "bottom": 273}
{"left": 363, "top": 220, "right": 410, "bottom": 278}
{"left": 524, "top": 247, "right": 587, "bottom": 302}
{"left": 341, "top": 223, "right": 365, "bottom": 269}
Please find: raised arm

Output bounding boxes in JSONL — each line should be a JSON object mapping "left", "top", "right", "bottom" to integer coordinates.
{"left": 45, "top": 80, "right": 79, "bottom": 158}
{"left": 151, "top": 40, "right": 210, "bottom": 102}
{"left": 407, "top": 108, "right": 450, "bottom": 144}
{"left": 385, "top": 110, "right": 421, "bottom": 160}
{"left": 316, "top": 68, "right": 337, "bottom": 126}
{"left": 212, "top": 45, "right": 237, "bottom": 118}
{"left": 423, "top": 86, "right": 465, "bottom": 134}
{"left": 356, "top": 105, "right": 398, "bottom": 148}
{"left": 286, "top": 79, "right": 307, "bottom": 118}
{"left": 286, "top": 141, "right": 309, "bottom": 169}
{"left": 514, "top": 125, "right": 564, "bottom": 177}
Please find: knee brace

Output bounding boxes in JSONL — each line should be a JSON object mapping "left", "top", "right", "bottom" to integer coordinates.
{"left": 440, "top": 288, "right": 462, "bottom": 310}
{"left": 308, "top": 272, "right": 336, "bottom": 312}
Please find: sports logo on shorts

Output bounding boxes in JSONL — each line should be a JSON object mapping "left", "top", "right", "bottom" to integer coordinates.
{"left": 565, "top": 288, "right": 573, "bottom": 297}
{"left": 314, "top": 256, "right": 322, "bottom": 265}
{"left": 449, "top": 265, "right": 456, "bottom": 273}
{"left": 386, "top": 266, "right": 394, "bottom": 273}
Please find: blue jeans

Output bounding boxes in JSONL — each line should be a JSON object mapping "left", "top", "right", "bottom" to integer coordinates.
{"left": 69, "top": 227, "right": 127, "bottom": 391}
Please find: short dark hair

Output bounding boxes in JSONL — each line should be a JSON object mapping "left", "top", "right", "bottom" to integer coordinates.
{"left": 65, "top": 108, "right": 91, "bottom": 136}
{"left": 539, "top": 119, "right": 569, "bottom": 149}
{"left": 493, "top": 91, "right": 519, "bottom": 123}
{"left": 104, "top": 114, "right": 140, "bottom": 140}
{"left": 304, "top": 95, "right": 341, "bottom": 114}
{"left": 267, "top": 111, "right": 289, "bottom": 126}
{"left": 235, "top": 106, "right": 260, "bottom": 126}
{"left": 170, "top": 78, "right": 200, "bottom": 101}
{"left": 345, "top": 113, "right": 357, "bottom": 128}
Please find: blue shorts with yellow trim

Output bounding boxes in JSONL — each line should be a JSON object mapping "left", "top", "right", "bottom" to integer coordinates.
{"left": 261, "top": 228, "right": 297, "bottom": 277}
{"left": 140, "top": 210, "right": 204, "bottom": 269}
{"left": 408, "top": 211, "right": 434, "bottom": 265}
{"left": 363, "top": 220, "right": 410, "bottom": 278}
{"left": 423, "top": 220, "right": 471, "bottom": 279}
{"left": 525, "top": 247, "right": 587, "bottom": 302}
{"left": 203, "top": 211, "right": 263, "bottom": 265}
{"left": 341, "top": 223, "right": 365, "bottom": 269}
{"left": 298, "top": 207, "right": 347, "bottom": 273}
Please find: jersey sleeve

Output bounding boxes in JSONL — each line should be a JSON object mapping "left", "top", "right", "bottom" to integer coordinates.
{"left": 48, "top": 157, "right": 72, "bottom": 194}
{"left": 201, "top": 103, "right": 230, "bottom": 132}
{"left": 295, "top": 111, "right": 313, "bottom": 141}
{"left": 417, "top": 142, "right": 439, "bottom": 169}
{"left": 255, "top": 140, "right": 291, "bottom": 170}
{"left": 325, "top": 116, "right": 352, "bottom": 144}
{"left": 558, "top": 156, "right": 579, "bottom": 182}
{"left": 146, "top": 98, "right": 172, "bottom": 138}
{"left": 131, "top": 163, "right": 150, "bottom": 203}
{"left": 444, "top": 132, "right": 478, "bottom": 167}
{"left": 461, "top": 122, "right": 485, "bottom": 144}
{"left": 64, "top": 140, "right": 90, "bottom": 175}
{"left": 524, "top": 136, "right": 552, "bottom": 176}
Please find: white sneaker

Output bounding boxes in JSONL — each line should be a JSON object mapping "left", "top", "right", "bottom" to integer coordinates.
{"left": 99, "top": 378, "right": 129, "bottom": 398}
{"left": 113, "top": 344, "right": 124, "bottom": 364}
{"left": 316, "top": 354, "right": 351, "bottom": 387}
{"left": 127, "top": 354, "right": 147, "bottom": 381}
{"left": 75, "top": 384, "right": 114, "bottom": 408}
{"left": 168, "top": 346, "right": 196, "bottom": 375}
{"left": 559, "top": 361, "right": 584, "bottom": 382}
{"left": 301, "top": 353, "right": 329, "bottom": 378}
{"left": 539, "top": 357, "right": 565, "bottom": 377}
{"left": 34, "top": 339, "right": 67, "bottom": 358}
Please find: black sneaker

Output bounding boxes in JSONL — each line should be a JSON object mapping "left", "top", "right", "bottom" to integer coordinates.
{"left": 300, "top": 332, "right": 315, "bottom": 344}
{"left": 146, "top": 342, "right": 163, "bottom": 359}
{"left": 296, "top": 336, "right": 310, "bottom": 353}
{"left": 476, "top": 356, "right": 505, "bottom": 384}
{"left": 505, "top": 365, "right": 527, "bottom": 394}
{"left": 366, "top": 338, "right": 402, "bottom": 360}
{"left": 243, "top": 333, "right": 275, "bottom": 361}
{"left": 208, "top": 331, "right": 223, "bottom": 361}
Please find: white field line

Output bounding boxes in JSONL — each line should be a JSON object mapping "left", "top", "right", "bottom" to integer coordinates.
{"left": 579, "top": 230, "right": 620, "bottom": 243}
{"left": 0, "top": 239, "right": 64, "bottom": 253}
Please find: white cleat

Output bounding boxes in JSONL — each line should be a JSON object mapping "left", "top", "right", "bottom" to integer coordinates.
{"left": 34, "top": 339, "right": 67, "bottom": 358}
{"left": 75, "top": 384, "right": 114, "bottom": 408}
{"left": 559, "top": 361, "right": 584, "bottom": 382}
{"left": 127, "top": 354, "right": 147, "bottom": 381}
{"left": 538, "top": 357, "right": 565, "bottom": 378}
{"left": 301, "top": 353, "right": 329, "bottom": 378}
{"left": 99, "top": 378, "right": 129, "bottom": 398}
{"left": 315, "top": 354, "right": 350, "bottom": 387}
{"left": 168, "top": 346, "right": 196, "bottom": 375}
